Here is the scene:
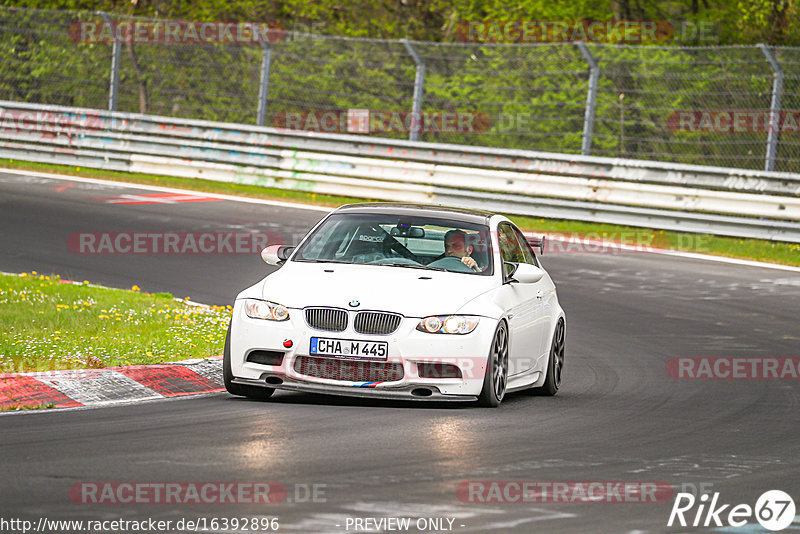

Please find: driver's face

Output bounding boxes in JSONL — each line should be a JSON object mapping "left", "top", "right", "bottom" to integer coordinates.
{"left": 446, "top": 234, "right": 469, "bottom": 256}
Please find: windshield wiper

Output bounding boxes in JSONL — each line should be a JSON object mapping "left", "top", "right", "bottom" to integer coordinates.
{"left": 371, "top": 262, "right": 447, "bottom": 272}
{"left": 300, "top": 259, "right": 354, "bottom": 264}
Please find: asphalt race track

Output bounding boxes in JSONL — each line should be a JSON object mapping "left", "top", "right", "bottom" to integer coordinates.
{"left": 1, "top": 171, "right": 799, "bottom": 533}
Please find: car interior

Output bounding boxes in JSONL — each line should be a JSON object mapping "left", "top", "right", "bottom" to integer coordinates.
{"left": 296, "top": 215, "right": 493, "bottom": 274}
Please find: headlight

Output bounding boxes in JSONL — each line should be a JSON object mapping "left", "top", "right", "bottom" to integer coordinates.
{"left": 244, "top": 298, "right": 290, "bottom": 321}
{"left": 417, "top": 315, "right": 479, "bottom": 334}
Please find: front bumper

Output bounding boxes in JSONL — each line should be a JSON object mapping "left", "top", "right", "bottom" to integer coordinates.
{"left": 229, "top": 301, "right": 497, "bottom": 398}
{"left": 231, "top": 376, "right": 478, "bottom": 402}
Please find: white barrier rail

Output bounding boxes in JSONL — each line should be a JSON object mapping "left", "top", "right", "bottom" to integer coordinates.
{"left": 2, "top": 100, "right": 800, "bottom": 242}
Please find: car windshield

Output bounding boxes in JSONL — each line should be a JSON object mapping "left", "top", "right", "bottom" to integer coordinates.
{"left": 293, "top": 212, "right": 494, "bottom": 275}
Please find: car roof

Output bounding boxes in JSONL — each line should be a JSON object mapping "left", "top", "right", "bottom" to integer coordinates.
{"left": 334, "top": 202, "right": 495, "bottom": 225}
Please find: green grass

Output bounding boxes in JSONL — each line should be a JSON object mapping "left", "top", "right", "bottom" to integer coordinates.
{"left": 0, "top": 272, "right": 232, "bottom": 373}
{"left": 0, "top": 403, "right": 56, "bottom": 411}
{"left": 2, "top": 158, "right": 799, "bottom": 267}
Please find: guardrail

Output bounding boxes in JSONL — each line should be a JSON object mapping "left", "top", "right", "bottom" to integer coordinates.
{"left": 2, "top": 100, "right": 800, "bottom": 243}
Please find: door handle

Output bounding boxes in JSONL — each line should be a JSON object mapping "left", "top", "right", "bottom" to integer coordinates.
{"left": 536, "top": 290, "right": 544, "bottom": 299}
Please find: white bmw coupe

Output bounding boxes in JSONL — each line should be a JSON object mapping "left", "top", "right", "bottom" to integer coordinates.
{"left": 224, "top": 203, "right": 565, "bottom": 407}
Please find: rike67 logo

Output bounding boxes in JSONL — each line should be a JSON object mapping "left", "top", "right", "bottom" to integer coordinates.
{"left": 668, "top": 490, "right": 796, "bottom": 531}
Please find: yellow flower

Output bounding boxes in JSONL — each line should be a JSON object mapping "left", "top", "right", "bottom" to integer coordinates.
{"left": 131, "top": 285, "right": 140, "bottom": 291}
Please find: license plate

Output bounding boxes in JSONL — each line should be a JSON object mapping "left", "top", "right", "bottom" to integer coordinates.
{"left": 309, "top": 337, "right": 388, "bottom": 360}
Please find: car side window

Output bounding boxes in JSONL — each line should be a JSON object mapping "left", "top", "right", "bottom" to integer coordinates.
{"left": 512, "top": 226, "right": 539, "bottom": 267}
{"left": 498, "top": 224, "right": 525, "bottom": 264}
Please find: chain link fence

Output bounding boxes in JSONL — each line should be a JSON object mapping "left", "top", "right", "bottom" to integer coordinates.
{"left": 2, "top": 7, "right": 800, "bottom": 173}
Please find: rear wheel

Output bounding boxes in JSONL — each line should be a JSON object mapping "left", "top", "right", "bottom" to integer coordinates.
{"left": 223, "top": 322, "right": 275, "bottom": 400}
{"left": 531, "top": 318, "right": 564, "bottom": 396}
{"left": 477, "top": 321, "right": 509, "bottom": 407}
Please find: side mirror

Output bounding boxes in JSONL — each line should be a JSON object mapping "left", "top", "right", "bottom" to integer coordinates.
{"left": 510, "top": 263, "right": 545, "bottom": 284}
{"left": 261, "top": 245, "right": 295, "bottom": 265}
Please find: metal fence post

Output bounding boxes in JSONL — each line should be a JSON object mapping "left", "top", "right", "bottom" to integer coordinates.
{"left": 576, "top": 42, "right": 599, "bottom": 156}
{"left": 256, "top": 43, "right": 273, "bottom": 126}
{"left": 99, "top": 11, "right": 120, "bottom": 111}
{"left": 758, "top": 43, "right": 783, "bottom": 172}
{"left": 400, "top": 38, "right": 425, "bottom": 142}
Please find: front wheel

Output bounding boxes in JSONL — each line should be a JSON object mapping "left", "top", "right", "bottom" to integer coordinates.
{"left": 477, "top": 321, "right": 509, "bottom": 407}
{"left": 223, "top": 322, "right": 275, "bottom": 400}
{"left": 530, "top": 318, "right": 564, "bottom": 396}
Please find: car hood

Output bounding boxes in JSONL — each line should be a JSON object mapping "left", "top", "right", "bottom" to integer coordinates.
{"left": 259, "top": 261, "right": 497, "bottom": 317}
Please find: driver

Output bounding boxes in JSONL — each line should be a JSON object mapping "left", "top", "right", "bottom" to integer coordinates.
{"left": 444, "top": 230, "right": 479, "bottom": 271}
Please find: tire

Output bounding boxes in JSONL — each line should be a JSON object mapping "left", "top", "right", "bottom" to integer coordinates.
{"left": 531, "top": 318, "right": 565, "bottom": 396}
{"left": 223, "top": 322, "right": 275, "bottom": 400}
{"left": 477, "top": 321, "right": 509, "bottom": 407}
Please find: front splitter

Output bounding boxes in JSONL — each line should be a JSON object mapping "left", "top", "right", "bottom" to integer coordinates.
{"left": 231, "top": 377, "right": 477, "bottom": 402}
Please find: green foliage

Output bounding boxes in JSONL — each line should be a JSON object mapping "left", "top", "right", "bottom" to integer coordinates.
{"left": 0, "top": 3, "right": 799, "bottom": 171}
{"left": 2, "top": 0, "right": 799, "bottom": 44}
